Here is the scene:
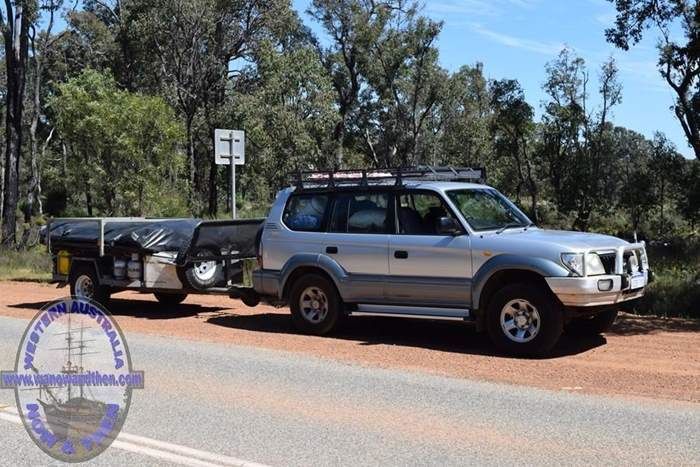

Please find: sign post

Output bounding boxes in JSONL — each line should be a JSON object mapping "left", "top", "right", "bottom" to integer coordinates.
{"left": 214, "top": 129, "right": 245, "bottom": 219}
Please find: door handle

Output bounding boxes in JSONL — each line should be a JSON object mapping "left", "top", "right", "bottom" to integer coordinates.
{"left": 394, "top": 250, "right": 408, "bottom": 259}
{"left": 326, "top": 246, "right": 338, "bottom": 254}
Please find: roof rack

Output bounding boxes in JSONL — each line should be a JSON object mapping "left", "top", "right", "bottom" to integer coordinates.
{"left": 291, "top": 166, "right": 487, "bottom": 191}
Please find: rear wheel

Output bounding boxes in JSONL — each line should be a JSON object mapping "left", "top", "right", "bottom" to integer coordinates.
{"left": 566, "top": 309, "right": 618, "bottom": 336}
{"left": 69, "top": 263, "right": 111, "bottom": 305}
{"left": 289, "top": 274, "right": 341, "bottom": 335}
{"left": 154, "top": 292, "right": 188, "bottom": 306}
{"left": 486, "top": 283, "right": 563, "bottom": 357}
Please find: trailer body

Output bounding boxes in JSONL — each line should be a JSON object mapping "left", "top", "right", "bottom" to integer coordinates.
{"left": 44, "top": 217, "right": 264, "bottom": 300}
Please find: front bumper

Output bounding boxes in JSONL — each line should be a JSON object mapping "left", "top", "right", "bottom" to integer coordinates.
{"left": 545, "top": 270, "right": 648, "bottom": 307}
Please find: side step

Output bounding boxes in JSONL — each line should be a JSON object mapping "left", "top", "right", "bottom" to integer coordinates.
{"left": 349, "top": 304, "right": 471, "bottom": 322}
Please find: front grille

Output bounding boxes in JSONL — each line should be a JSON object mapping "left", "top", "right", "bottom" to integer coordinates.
{"left": 598, "top": 250, "right": 642, "bottom": 275}
{"left": 599, "top": 253, "right": 616, "bottom": 274}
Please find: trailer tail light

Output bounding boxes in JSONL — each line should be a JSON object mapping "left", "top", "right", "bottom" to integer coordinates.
{"left": 57, "top": 250, "right": 71, "bottom": 275}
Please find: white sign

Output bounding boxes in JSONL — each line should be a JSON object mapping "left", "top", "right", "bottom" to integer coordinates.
{"left": 215, "top": 129, "right": 245, "bottom": 165}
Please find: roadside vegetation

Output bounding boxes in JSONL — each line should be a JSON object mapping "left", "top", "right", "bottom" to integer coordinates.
{"left": 0, "top": 246, "right": 51, "bottom": 281}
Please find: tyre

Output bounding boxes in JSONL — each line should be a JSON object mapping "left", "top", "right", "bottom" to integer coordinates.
{"left": 69, "top": 263, "right": 111, "bottom": 305}
{"left": 486, "top": 282, "right": 563, "bottom": 357}
{"left": 565, "top": 309, "right": 618, "bottom": 336}
{"left": 289, "top": 273, "right": 341, "bottom": 335}
{"left": 184, "top": 247, "right": 222, "bottom": 290}
{"left": 154, "top": 292, "right": 188, "bottom": 306}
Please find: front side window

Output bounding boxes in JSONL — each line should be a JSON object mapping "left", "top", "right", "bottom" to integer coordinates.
{"left": 397, "top": 192, "right": 458, "bottom": 235}
{"left": 283, "top": 194, "right": 329, "bottom": 232}
{"left": 447, "top": 189, "right": 531, "bottom": 231}
{"left": 330, "top": 192, "right": 391, "bottom": 234}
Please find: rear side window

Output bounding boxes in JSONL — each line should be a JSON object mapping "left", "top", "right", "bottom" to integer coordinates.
{"left": 283, "top": 194, "right": 329, "bottom": 232}
{"left": 330, "top": 192, "right": 392, "bottom": 234}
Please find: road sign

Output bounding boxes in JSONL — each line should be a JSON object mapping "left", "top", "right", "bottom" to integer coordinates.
{"left": 214, "top": 129, "right": 245, "bottom": 219}
{"left": 215, "top": 129, "right": 245, "bottom": 165}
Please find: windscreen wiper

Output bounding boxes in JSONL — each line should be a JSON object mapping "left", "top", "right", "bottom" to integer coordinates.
{"left": 496, "top": 222, "right": 527, "bottom": 234}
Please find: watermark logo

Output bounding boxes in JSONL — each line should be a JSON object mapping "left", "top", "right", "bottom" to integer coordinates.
{"left": 1, "top": 297, "right": 143, "bottom": 462}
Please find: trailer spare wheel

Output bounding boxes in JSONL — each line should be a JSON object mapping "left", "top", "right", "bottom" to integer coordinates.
{"left": 184, "top": 247, "right": 222, "bottom": 290}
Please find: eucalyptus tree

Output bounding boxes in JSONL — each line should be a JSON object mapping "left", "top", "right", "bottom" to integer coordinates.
{"left": 436, "top": 64, "right": 492, "bottom": 170}
{"left": 25, "top": 0, "right": 65, "bottom": 223}
{"left": 606, "top": 0, "right": 700, "bottom": 159}
{"left": 309, "top": 0, "right": 415, "bottom": 168}
{"left": 362, "top": 9, "right": 445, "bottom": 167}
{"left": 49, "top": 70, "right": 184, "bottom": 216}
{"left": 540, "top": 49, "right": 622, "bottom": 231}
{"left": 1, "top": 0, "right": 36, "bottom": 245}
{"left": 231, "top": 39, "right": 337, "bottom": 201}
{"left": 137, "top": 0, "right": 292, "bottom": 214}
{"left": 490, "top": 78, "right": 539, "bottom": 222}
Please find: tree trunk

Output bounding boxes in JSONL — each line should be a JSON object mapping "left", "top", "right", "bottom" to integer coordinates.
{"left": 26, "top": 68, "right": 42, "bottom": 222}
{"left": 0, "top": 112, "right": 5, "bottom": 225}
{"left": 2, "top": 2, "right": 30, "bottom": 246}
{"left": 207, "top": 158, "right": 217, "bottom": 217}
{"left": 25, "top": 0, "right": 58, "bottom": 223}
{"left": 529, "top": 185, "right": 539, "bottom": 224}
{"left": 185, "top": 114, "right": 196, "bottom": 213}
{"left": 333, "top": 117, "right": 345, "bottom": 170}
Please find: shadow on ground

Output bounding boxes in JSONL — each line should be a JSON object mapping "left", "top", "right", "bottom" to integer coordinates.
{"left": 7, "top": 297, "right": 226, "bottom": 319}
{"left": 7, "top": 295, "right": 698, "bottom": 358}
{"left": 206, "top": 312, "right": 608, "bottom": 359}
{"left": 611, "top": 313, "right": 700, "bottom": 335}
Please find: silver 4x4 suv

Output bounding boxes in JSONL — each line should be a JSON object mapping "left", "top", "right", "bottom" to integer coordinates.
{"left": 252, "top": 168, "right": 650, "bottom": 356}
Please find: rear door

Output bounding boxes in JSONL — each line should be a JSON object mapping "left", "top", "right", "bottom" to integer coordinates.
{"left": 386, "top": 190, "right": 471, "bottom": 308}
{"left": 325, "top": 190, "right": 392, "bottom": 302}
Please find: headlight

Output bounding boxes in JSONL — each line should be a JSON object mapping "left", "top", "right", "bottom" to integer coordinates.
{"left": 585, "top": 253, "right": 606, "bottom": 276}
{"left": 562, "top": 253, "right": 606, "bottom": 276}
{"left": 561, "top": 253, "right": 584, "bottom": 276}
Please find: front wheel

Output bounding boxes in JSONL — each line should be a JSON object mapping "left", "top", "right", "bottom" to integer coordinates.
{"left": 289, "top": 274, "right": 341, "bottom": 335}
{"left": 486, "top": 283, "right": 563, "bottom": 357}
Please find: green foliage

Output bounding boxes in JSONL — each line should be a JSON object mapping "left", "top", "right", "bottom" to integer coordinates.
{"left": 606, "top": 0, "right": 700, "bottom": 158}
{"left": 621, "top": 239, "right": 700, "bottom": 319}
{"left": 48, "top": 69, "right": 185, "bottom": 216}
{"left": 0, "top": 246, "right": 51, "bottom": 281}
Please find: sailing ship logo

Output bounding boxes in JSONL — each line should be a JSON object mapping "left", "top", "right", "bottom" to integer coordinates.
{"left": 1, "top": 297, "right": 143, "bottom": 462}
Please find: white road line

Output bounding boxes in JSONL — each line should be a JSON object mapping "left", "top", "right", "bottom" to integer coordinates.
{"left": 0, "top": 405, "right": 269, "bottom": 467}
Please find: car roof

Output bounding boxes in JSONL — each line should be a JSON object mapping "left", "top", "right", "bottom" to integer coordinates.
{"left": 402, "top": 180, "right": 493, "bottom": 191}
{"left": 284, "top": 180, "right": 494, "bottom": 195}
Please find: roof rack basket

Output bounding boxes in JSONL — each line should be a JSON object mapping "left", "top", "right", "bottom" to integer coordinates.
{"left": 291, "top": 166, "right": 486, "bottom": 191}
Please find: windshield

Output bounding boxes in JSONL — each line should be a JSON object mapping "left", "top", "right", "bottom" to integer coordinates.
{"left": 446, "top": 189, "right": 532, "bottom": 232}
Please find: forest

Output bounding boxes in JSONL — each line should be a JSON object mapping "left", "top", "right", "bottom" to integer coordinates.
{"left": 0, "top": 0, "right": 698, "bottom": 316}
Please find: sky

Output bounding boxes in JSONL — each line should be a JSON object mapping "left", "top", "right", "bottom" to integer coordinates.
{"left": 292, "top": 0, "right": 694, "bottom": 158}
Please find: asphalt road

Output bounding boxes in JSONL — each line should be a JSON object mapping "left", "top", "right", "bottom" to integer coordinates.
{"left": 0, "top": 315, "right": 698, "bottom": 466}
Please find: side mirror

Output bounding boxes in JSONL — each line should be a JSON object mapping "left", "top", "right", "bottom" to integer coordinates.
{"left": 437, "top": 217, "right": 462, "bottom": 236}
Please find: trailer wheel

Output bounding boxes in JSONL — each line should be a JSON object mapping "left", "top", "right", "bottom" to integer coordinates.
{"left": 69, "top": 263, "right": 111, "bottom": 305}
{"left": 154, "top": 293, "right": 188, "bottom": 306}
{"left": 184, "top": 247, "right": 222, "bottom": 290}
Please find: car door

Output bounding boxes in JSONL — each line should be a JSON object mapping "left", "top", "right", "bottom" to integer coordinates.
{"left": 324, "top": 190, "right": 392, "bottom": 303}
{"left": 386, "top": 189, "right": 472, "bottom": 308}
